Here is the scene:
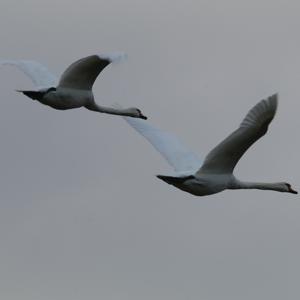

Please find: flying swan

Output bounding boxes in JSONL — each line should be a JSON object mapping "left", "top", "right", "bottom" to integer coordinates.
{"left": 122, "top": 94, "right": 297, "bottom": 196}
{"left": 0, "top": 54, "right": 147, "bottom": 119}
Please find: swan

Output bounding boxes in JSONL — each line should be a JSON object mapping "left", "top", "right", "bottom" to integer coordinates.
{"left": 121, "top": 94, "right": 297, "bottom": 196}
{"left": 0, "top": 54, "right": 147, "bottom": 119}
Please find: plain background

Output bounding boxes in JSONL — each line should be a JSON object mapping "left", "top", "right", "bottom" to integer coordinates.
{"left": 0, "top": 1, "right": 299, "bottom": 299}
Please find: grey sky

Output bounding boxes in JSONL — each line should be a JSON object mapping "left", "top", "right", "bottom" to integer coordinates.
{"left": 0, "top": 0, "right": 299, "bottom": 299}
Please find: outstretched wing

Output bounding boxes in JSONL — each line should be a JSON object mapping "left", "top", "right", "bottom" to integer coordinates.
{"left": 58, "top": 53, "right": 126, "bottom": 90}
{"left": 198, "top": 94, "right": 278, "bottom": 175}
{"left": 123, "top": 117, "right": 202, "bottom": 174}
{"left": 0, "top": 60, "right": 58, "bottom": 88}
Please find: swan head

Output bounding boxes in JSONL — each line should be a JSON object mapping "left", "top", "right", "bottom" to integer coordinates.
{"left": 127, "top": 108, "right": 147, "bottom": 120}
{"left": 272, "top": 182, "right": 298, "bottom": 194}
{"left": 283, "top": 182, "right": 298, "bottom": 194}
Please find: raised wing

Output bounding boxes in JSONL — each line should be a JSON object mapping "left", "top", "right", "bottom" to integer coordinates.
{"left": 123, "top": 117, "right": 202, "bottom": 174}
{"left": 0, "top": 60, "right": 58, "bottom": 88}
{"left": 58, "top": 53, "right": 126, "bottom": 90}
{"left": 198, "top": 94, "right": 278, "bottom": 175}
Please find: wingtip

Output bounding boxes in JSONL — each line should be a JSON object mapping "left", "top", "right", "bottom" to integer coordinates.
{"left": 98, "top": 52, "right": 128, "bottom": 64}
{"left": 267, "top": 93, "right": 278, "bottom": 110}
{"left": 269, "top": 93, "right": 278, "bottom": 101}
{"left": 0, "top": 59, "right": 17, "bottom": 65}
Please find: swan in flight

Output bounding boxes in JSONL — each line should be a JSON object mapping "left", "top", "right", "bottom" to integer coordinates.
{"left": 0, "top": 54, "right": 147, "bottom": 119}
{"left": 122, "top": 94, "right": 297, "bottom": 196}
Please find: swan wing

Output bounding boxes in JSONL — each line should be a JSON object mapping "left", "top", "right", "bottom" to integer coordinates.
{"left": 123, "top": 116, "right": 202, "bottom": 173}
{"left": 198, "top": 94, "right": 278, "bottom": 175}
{"left": 58, "top": 53, "right": 126, "bottom": 90}
{"left": 0, "top": 60, "right": 58, "bottom": 88}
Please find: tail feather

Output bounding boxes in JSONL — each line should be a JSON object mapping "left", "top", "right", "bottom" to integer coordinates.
{"left": 157, "top": 175, "right": 194, "bottom": 185}
{"left": 17, "top": 90, "right": 44, "bottom": 100}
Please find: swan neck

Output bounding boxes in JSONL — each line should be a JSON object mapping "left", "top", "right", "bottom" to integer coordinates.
{"left": 87, "top": 103, "right": 132, "bottom": 116}
{"left": 233, "top": 180, "right": 284, "bottom": 192}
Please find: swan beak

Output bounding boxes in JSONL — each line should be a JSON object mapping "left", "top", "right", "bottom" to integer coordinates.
{"left": 289, "top": 187, "right": 298, "bottom": 194}
{"left": 140, "top": 114, "right": 148, "bottom": 120}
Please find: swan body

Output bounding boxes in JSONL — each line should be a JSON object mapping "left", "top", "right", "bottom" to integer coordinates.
{"left": 0, "top": 54, "right": 147, "bottom": 119}
{"left": 157, "top": 173, "right": 234, "bottom": 196}
{"left": 123, "top": 94, "right": 297, "bottom": 196}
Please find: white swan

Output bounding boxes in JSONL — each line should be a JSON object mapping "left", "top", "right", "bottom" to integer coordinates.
{"left": 0, "top": 54, "right": 147, "bottom": 119}
{"left": 122, "top": 94, "right": 297, "bottom": 196}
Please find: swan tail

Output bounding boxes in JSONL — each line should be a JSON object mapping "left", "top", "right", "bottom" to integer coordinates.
{"left": 156, "top": 174, "right": 194, "bottom": 185}
{"left": 16, "top": 90, "right": 45, "bottom": 100}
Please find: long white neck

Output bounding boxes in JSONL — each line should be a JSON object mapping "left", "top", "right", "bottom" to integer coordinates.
{"left": 231, "top": 179, "right": 288, "bottom": 193}
{"left": 86, "top": 103, "right": 135, "bottom": 117}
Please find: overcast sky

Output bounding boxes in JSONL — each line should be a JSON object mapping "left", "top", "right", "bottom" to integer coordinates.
{"left": 0, "top": 0, "right": 299, "bottom": 299}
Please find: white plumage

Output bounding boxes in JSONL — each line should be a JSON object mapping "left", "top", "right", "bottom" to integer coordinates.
{"left": 0, "top": 59, "right": 57, "bottom": 89}
{"left": 123, "top": 94, "right": 297, "bottom": 196}
{"left": 0, "top": 54, "right": 147, "bottom": 119}
{"left": 124, "top": 116, "right": 201, "bottom": 174}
